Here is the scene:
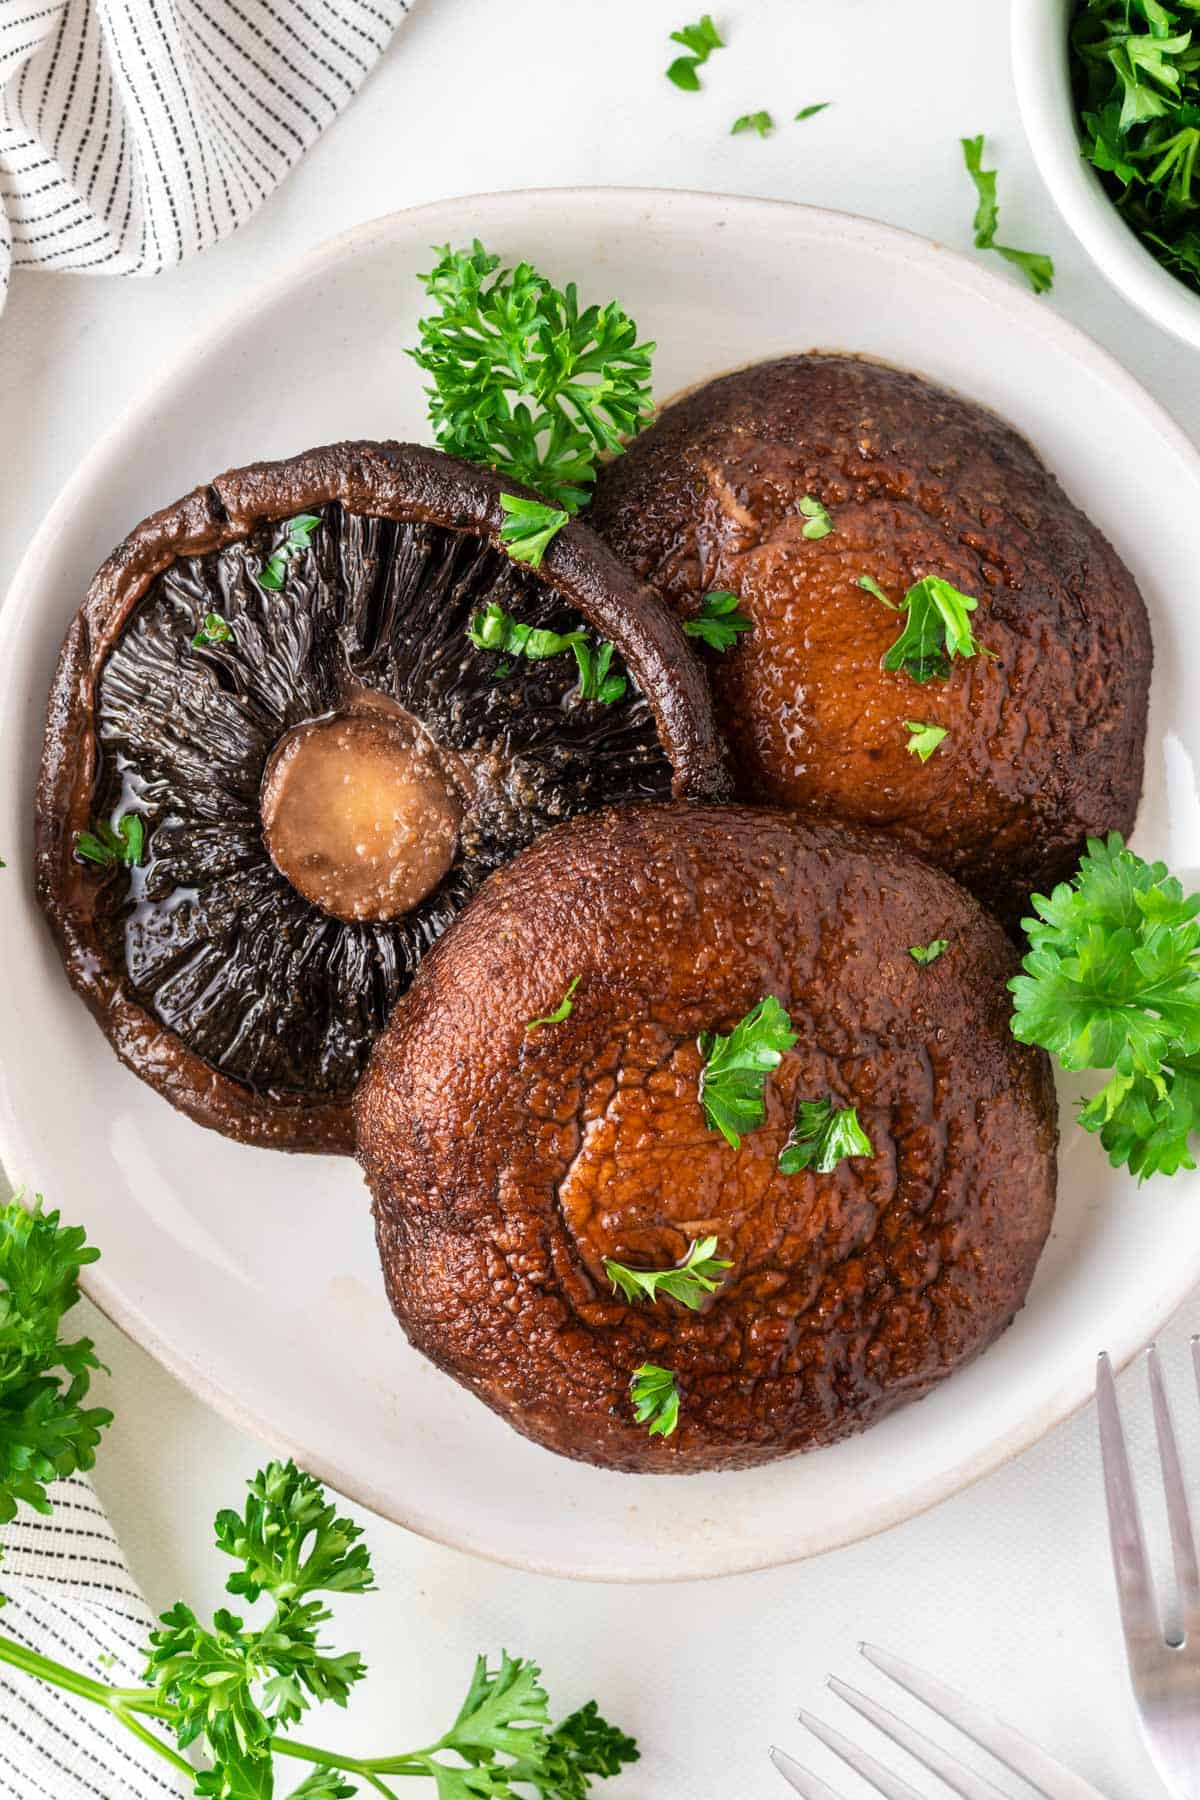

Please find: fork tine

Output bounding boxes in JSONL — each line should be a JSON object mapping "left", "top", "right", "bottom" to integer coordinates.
{"left": 1148, "top": 1343, "right": 1200, "bottom": 1641}
{"left": 798, "top": 1705, "right": 926, "bottom": 1800}
{"left": 1097, "top": 1350, "right": 1164, "bottom": 1671}
{"left": 859, "top": 1645, "right": 1111, "bottom": 1800}
{"left": 769, "top": 1745, "right": 848, "bottom": 1799}
{"left": 827, "top": 1677, "right": 1007, "bottom": 1800}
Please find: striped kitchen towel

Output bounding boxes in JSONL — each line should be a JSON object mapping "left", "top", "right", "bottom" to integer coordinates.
{"left": 0, "top": 1474, "right": 188, "bottom": 1798}
{"left": 0, "top": 0, "right": 412, "bottom": 316}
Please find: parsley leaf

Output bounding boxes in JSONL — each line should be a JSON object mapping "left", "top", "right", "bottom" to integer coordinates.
{"left": 526, "top": 976, "right": 581, "bottom": 1033}
{"left": 257, "top": 514, "right": 321, "bottom": 593}
{"left": 75, "top": 812, "right": 144, "bottom": 869}
{"left": 961, "top": 135, "right": 1055, "bottom": 294}
{"left": 683, "top": 589, "right": 753, "bottom": 651}
{"left": 192, "top": 611, "right": 235, "bottom": 650}
{"left": 799, "top": 495, "right": 834, "bottom": 539}
{"left": 698, "top": 995, "right": 798, "bottom": 1148}
{"left": 498, "top": 494, "right": 570, "bottom": 568}
{"left": 910, "top": 938, "right": 949, "bottom": 966}
{"left": 904, "top": 720, "right": 948, "bottom": 762}
{"left": 604, "top": 1235, "right": 731, "bottom": 1311}
{"left": 795, "top": 102, "right": 831, "bottom": 121}
{"left": 878, "top": 576, "right": 989, "bottom": 683}
{"left": 629, "top": 1365, "right": 680, "bottom": 1437}
{"left": 468, "top": 601, "right": 581, "bottom": 662}
{"left": 468, "top": 603, "right": 625, "bottom": 705}
{"left": 778, "top": 1099, "right": 873, "bottom": 1175}
{"left": 667, "top": 13, "right": 723, "bottom": 89}
{"left": 732, "top": 111, "right": 775, "bottom": 137}
{"left": 1010, "top": 833, "right": 1200, "bottom": 1179}
{"left": 410, "top": 242, "right": 654, "bottom": 511}
{"left": 570, "top": 638, "right": 627, "bottom": 704}
{"left": 0, "top": 1194, "right": 110, "bottom": 1526}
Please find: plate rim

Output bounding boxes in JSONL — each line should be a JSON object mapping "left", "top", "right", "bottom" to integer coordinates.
{"left": 4, "top": 185, "right": 1199, "bottom": 1581}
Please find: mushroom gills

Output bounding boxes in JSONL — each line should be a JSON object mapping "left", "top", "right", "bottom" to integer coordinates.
{"left": 90, "top": 504, "right": 674, "bottom": 1103}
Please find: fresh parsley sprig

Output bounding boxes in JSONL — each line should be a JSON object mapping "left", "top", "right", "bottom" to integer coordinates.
{"left": 961, "top": 135, "right": 1055, "bottom": 295}
{"left": 629, "top": 1365, "right": 680, "bottom": 1438}
{"left": 698, "top": 995, "right": 798, "bottom": 1148}
{"left": 1011, "top": 833, "right": 1200, "bottom": 1180}
{"left": 0, "top": 1440, "right": 637, "bottom": 1797}
{"left": 410, "top": 242, "right": 654, "bottom": 511}
{"left": 75, "top": 812, "right": 144, "bottom": 869}
{"left": 257, "top": 514, "right": 321, "bottom": 593}
{"left": 666, "top": 13, "right": 723, "bottom": 90}
{"left": 682, "top": 590, "right": 753, "bottom": 651}
{"left": 604, "top": 1236, "right": 731, "bottom": 1311}
{"left": 0, "top": 1193, "right": 110, "bottom": 1527}
{"left": 778, "top": 1099, "right": 872, "bottom": 1175}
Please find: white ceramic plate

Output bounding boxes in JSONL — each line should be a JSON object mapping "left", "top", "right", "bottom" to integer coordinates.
{"left": 3, "top": 189, "right": 1200, "bottom": 1583}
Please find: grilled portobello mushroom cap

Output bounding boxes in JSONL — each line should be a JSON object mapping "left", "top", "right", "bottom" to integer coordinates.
{"left": 588, "top": 354, "right": 1152, "bottom": 928}
{"left": 36, "top": 442, "right": 727, "bottom": 1154}
{"left": 358, "top": 802, "right": 1058, "bottom": 1474}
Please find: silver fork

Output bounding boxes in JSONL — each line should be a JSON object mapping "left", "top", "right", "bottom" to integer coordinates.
{"left": 770, "top": 1643, "right": 1109, "bottom": 1799}
{"left": 1098, "top": 1344, "right": 1200, "bottom": 1797}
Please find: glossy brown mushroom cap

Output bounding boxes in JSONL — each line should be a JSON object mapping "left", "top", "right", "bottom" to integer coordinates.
{"left": 588, "top": 354, "right": 1152, "bottom": 928}
{"left": 358, "top": 802, "right": 1058, "bottom": 1474}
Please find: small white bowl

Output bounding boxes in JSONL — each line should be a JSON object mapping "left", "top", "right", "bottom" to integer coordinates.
{"left": 1012, "top": 0, "right": 1200, "bottom": 349}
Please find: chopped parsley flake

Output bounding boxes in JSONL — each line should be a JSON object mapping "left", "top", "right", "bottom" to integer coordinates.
{"left": 904, "top": 720, "right": 948, "bottom": 762}
{"left": 698, "top": 995, "right": 797, "bottom": 1149}
{"left": 879, "top": 576, "right": 990, "bottom": 684}
{"left": 191, "top": 611, "right": 234, "bottom": 650}
{"left": 961, "top": 135, "right": 1055, "bottom": 295}
{"left": 909, "top": 939, "right": 949, "bottom": 966}
{"left": 800, "top": 495, "right": 834, "bottom": 539}
{"left": 497, "top": 494, "right": 570, "bottom": 568}
{"left": 778, "top": 1098, "right": 872, "bottom": 1175}
{"left": 732, "top": 111, "right": 775, "bottom": 138}
{"left": 256, "top": 513, "right": 321, "bottom": 593}
{"left": 666, "top": 13, "right": 723, "bottom": 90}
{"left": 604, "top": 1236, "right": 731, "bottom": 1311}
{"left": 683, "top": 590, "right": 753, "bottom": 652}
{"left": 74, "top": 814, "right": 144, "bottom": 870}
{"left": 795, "top": 102, "right": 831, "bottom": 121}
{"left": 526, "top": 976, "right": 581, "bottom": 1033}
{"left": 467, "top": 602, "right": 625, "bottom": 705}
{"left": 630, "top": 1364, "right": 680, "bottom": 1437}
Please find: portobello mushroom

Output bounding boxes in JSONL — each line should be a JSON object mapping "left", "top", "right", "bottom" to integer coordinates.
{"left": 358, "top": 802, "right": 1058, "bottom": 1474}
{"left": 587, "top": 354, "right": 1152, "bottom": 928}
{"left": 36, "top": 443, "right": 727, "bottom": 1154}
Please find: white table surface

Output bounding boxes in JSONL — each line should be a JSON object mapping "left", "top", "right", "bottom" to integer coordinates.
{"left": 6, "top": 1, "right": 1200, "bottom": 1794}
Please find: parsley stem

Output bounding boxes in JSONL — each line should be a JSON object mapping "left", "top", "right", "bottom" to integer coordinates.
{"left": 0, "top": 1631, "right": 194, "bottom": 1778}
{"left": 273, "top": 1734, "right": 423, "bottom": 1789}
{"left": 110, "top": 1703, "right": 195, "bottom": 1777}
